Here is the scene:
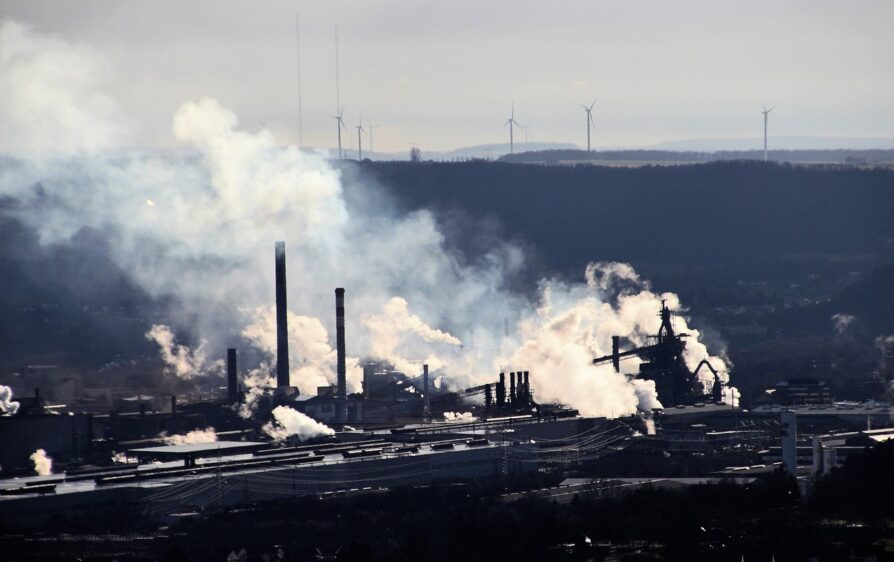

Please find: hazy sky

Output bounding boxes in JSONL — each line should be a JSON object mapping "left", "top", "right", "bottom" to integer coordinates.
{"left": 2, "top": 0, "right": 893, "bottom": 152}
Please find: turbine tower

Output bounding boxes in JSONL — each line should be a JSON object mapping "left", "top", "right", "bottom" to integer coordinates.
{"left": 334, "top": 106, "right": 347, "bottom": 160}
{"left": 761, "top": 103, "right": 775, "bottom": 162}
{"left": 356, "top": 115, "right": 366, "bottom": 160}
{"left": 582, "top": 99, "right": 597, "bottom": 152}
{"left": 367, "top": 119, "right": 377, "bottom": 153}
{"left": 505, "top": 103, "right": 522, "bottom": 154}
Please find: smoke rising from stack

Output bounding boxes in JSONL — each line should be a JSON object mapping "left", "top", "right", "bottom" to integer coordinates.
{"left": 263, "top": 405, "right": 335, "bottom": 441}
{"left": 30, "top": 449, "right": 52, "bottom": 476}
{"left": 0, "top": 20, "right": 732, "bottom": 419}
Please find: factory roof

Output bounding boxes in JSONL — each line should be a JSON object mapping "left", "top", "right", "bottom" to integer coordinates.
{"left": 128, "top": 441, "right": 267, "bottom": 459}
{"left": 659, "top": 403, "right": 739, "bottom": 417}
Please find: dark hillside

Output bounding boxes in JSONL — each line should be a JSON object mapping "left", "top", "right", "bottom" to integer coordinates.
{"left": 361, "top": 160, "right": 893, "bottom": 273}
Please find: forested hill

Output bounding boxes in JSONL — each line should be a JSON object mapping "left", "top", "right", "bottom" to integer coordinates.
{"left": 359, "top": 160, "right": 893, "bottom": 273}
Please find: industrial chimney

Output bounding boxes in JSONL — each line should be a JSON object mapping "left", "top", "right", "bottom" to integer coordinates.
{"left": 227, "top": 348, "right": 238, "bottom": 404}
{"left": 523, "top": 371, "right": 530, "bottom": 404}
{"left": 509, "top": 372, "right": 516, "bottom": 405}
{"left": 611, "top": 336, "right": 621, "bottom": 372}
{"left": 335, "top": 288, "right": 347, "bottom": 400}
{"left": 423, "top": 364, "right": 431, "bottom": 418}
{"left": 274, "top": 242, "right": 291, "bottom": 389}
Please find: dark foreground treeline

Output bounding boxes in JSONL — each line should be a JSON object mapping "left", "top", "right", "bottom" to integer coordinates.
{"left": 2, "top": 441, "right": 892, "bottom": 561}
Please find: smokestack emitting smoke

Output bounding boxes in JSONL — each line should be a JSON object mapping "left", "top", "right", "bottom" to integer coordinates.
{"left": 227, "top": 348, "right": 238, "bottom": 404}
{"left": 275, "top": 241, "right": 291, "bottom": 390}
{"left": 0, "top": 20, "right": 734, "bottom": 420}
{"left": 335, "top": 288, "right": 347, "bottom": 400}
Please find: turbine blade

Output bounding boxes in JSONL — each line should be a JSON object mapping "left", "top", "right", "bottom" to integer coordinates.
{"left": 589, "top": 98, "right": 597, "bottom": 110}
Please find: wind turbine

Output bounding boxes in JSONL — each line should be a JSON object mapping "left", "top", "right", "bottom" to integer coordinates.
{"left": 582, "top": 98, "right": 597, "bottom": 152}
{"left": 505, "top": 103, "right": 522, "bottom": 154}
{"left": 367, "top": 119, "right": 377, "bottom": 153}
{"left": 356, "top": 114, "right": 366, "bottom": 160}
{"left": 334, "top": 106, "right": 347, "bottom": 159}
{"left": 761, "top": 103, "right": 775, "bottom": 162}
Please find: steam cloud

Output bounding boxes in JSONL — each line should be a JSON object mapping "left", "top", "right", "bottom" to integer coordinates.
{"left": 30, "top": 448, "right": 52, "bottom": 476}
{"left": 263, "top": 405, "right": 336, "bottom": 441}
{"left": 443, "top": 412, "right": 477, "bottom": 422}
{"left": 145, "top": 324, "right": 222, "bottom": 379}
{"left": 161, "top": 427, "right": 218, "bottom": 445}
{"left": 0, "top": 386, "right": 20, "bottom": 416}
{"left": 0, "top": 20, "right": 733, "bottom": 420}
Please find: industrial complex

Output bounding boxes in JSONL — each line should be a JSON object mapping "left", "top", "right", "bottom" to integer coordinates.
{"left": 1, "top": 241, "right": 892, "bottom": 530}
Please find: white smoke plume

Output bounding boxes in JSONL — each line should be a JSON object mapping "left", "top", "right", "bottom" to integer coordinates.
{"left": 0, "top": 21, "right": 732, "bottom": 420}
{"left": 443, "top": 411, "right": 477, "bottom": 422}
{"left": 236, "top": 366, "right": 276, "bottom": 419}
{"left": 145, "top": 324, "right": 222, "bottom": 379}
{"left": 364, "top": 297, "right": 463, "bottom": 375}
{"left": 160, "top": 427, "right": 218, "bottom": 445}
{"left": 263, "top": 406, "right": 335, "bottom": 441}
{"left": 0, "top": 20, "right": 126, "bottom": 154}
{"left": 0, "top": 385, "right": 20, "bottom": 416}
{"left": 30, "top": 448, "right": 52, "bottom": 476}
{"left": 831, "top": 313, "right": 857, "bottom": 336}
{"left": 242, "top": 307, "right": 363, "bottom": 393}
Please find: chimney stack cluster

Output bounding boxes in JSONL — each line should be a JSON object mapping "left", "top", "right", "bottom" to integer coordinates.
{"left": 493, "top": 371, "right": 532, "bottom": 409}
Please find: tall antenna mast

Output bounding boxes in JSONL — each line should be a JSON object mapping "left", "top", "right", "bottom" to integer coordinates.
{"left": 335, "top": 24, "right": 343, "bottom": 159}
{"left": 295, "top": 15, "right": 304, "bottom": 148}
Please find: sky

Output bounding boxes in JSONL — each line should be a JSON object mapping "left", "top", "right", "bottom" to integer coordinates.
{"left": 2, "top": 0, "right": 893, "bottom": 153}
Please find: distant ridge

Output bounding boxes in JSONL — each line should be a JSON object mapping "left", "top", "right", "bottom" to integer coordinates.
{"left": 652, "top": 136, "right": 893, "bottom": 152}
{"left": 499, "top": 148, "right": 894, "bottom": 165}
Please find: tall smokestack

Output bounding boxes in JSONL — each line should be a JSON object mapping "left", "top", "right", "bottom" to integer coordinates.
{"left": 611, "top": 336, "right": 621, "bottom": 372}
{"left": 497, "top": 373, "right": 506, "bottom": 408}
{"left": 335, "top": 288, "right": 347, "bottom": 400}
{"left": 275, "top": 241, "right": 291, "bottom": 389}
{"left": 423, "top": 364, "right": 430, "bottom": 418}
{"left": 509, "top": 372, "right": 516, "bottom": 405}
{"left": 227, "top": 348, "right": 238, "bottom": 404}
{"left": 523, "top": 371, "right": 530, "bottom": 404}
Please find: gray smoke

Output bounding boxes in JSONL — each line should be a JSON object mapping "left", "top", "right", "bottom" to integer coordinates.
{"left": 0, "top": 20, "right": 732, "bottom": 419}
